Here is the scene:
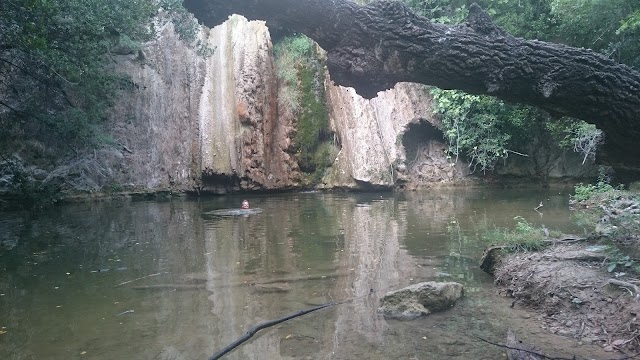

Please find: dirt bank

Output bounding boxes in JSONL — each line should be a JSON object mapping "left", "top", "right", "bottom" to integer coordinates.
{"left": 489, "top": 241, "right": 640, "bottom": 355}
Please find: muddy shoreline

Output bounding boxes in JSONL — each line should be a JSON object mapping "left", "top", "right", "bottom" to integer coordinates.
{"left": 488, "top": 241, "right": 640, "bottom": 354}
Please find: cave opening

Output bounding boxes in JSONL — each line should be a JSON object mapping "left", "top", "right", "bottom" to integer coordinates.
{"left": 200, "top": 172, "right": 241, "bottom": 194}
{"left": 401, "top": 120, "right": 446, "bottom": 164}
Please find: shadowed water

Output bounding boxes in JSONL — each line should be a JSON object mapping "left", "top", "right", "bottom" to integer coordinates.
{"left": 0, "top": 188, "right": 610, "bottom": 359}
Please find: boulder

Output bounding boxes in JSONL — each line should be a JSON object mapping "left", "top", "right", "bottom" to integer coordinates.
{"left": 378, "top": 282, "right": 464, "bottom": 320}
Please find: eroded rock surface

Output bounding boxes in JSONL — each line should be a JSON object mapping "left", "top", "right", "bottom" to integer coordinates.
{"left": 323, "top": 81, "right": 468, "bottom": 189}
{"left": 493, "top": 243, "right": 640, "bottom": 353}
{"left": 107, "top": 15, "right": 300, "bottom": 193}
{"left": 378, "top": 281, "right": 464, "bottom": 320}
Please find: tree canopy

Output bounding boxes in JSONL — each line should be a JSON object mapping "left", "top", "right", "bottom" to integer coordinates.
{"left": 0, "top": 0, "right": 199, "bottom": 158}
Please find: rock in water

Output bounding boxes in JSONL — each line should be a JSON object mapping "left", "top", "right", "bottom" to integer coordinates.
{"left": 202, "top": 208, "right": 263, "bottom": 216}
{"left": 378, "top": 282, "right": 464, "bottom": 320}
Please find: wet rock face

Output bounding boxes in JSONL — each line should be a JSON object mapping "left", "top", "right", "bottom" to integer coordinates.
{"left": 198, "top": 15, "right": 300, "bottom": 192}
{"left": 378, "top": 282, "right": 464, "bottom": 320}
{"left": 106, "top": 15, "right": 300, "bottom": 194}
{"left": 323, "top": 81, "right": 468, "bottom": 189}
{"left": 103, "top": 20, "right": 208, "bottom": 192}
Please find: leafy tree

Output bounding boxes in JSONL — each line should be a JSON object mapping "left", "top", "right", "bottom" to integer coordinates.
{"left": 432, "top": 88, "right": 543, "bottom": 173}
{"left": 403, "top": 0, "right": 638, "bottom": 174}
{"left": 545, "top": 119, "right": 603, "bottom": 165}
{"left": 550, "top": 0, "right": 640, "bottom": 67}
{"left": 0, "top": 0, "right": 201, "bottom": 159}
{"left": 402, "top": 0, "right": 468, "bottom": 23}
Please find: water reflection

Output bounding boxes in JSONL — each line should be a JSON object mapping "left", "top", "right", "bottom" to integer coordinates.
{"left": 0, "top": 189, "right": 608, "bottom": 359}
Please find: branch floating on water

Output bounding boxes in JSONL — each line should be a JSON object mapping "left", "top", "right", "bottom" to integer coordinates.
{"left": 115, "top": 272, "right": 169, "bottom": 287}
{"left": 208, "top": 302, "right": 336, "bottom": 360}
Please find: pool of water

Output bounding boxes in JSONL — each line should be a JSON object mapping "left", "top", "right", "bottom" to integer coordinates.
{"left": 0, "top": 188, "right": 609, "bottom": 359}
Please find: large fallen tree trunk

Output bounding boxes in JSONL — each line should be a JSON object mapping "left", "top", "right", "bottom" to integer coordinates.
{"left": 183, "top": 0, "right": 640, "bottom": 169}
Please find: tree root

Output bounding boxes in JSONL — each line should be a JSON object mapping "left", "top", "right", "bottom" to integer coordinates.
{"left": 608, "top": 279, "right": 640, "bottom": 300}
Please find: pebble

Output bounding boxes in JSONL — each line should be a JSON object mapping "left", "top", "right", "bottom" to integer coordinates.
{"left": 603, "top": 345, "right": 614, "bottom": 352}
{"left": 557, "top": 329, "right": 572, "bottom": 336}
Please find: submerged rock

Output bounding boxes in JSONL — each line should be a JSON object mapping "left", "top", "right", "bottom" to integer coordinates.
{"left": 378, "top": 281, "right": 464, "bottom": 320}
{"left": 202, "top": 208, "right": 263, "bottom": 216}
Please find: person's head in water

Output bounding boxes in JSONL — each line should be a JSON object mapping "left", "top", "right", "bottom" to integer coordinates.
{"left": 241, "top": 200, "right": 250, "bottom": 209}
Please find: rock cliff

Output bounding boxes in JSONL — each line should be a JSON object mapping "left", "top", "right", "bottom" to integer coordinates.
{"left": 25, "top": 15, "right": 594, "bottom": 197}
{"left": 106, "top": 15, "right": 469, "bottom": 194}
{"left": 106, "top": 16, "right": 299, "bottom": 194}
{"left": 198, "top": 15, "right": 299, "bottom": 192}
{"left": 105, "top": 19, "right": 205, "bottom": 192}
{"left": 323, "top": 81, "right": 468, "bottom": 189}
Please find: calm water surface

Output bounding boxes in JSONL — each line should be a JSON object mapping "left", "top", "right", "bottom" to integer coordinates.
{"left": 0, "top": 188, "right": 610, "bottom": 359}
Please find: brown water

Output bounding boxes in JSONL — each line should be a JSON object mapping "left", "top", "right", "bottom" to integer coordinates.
{"left": 0, "top": 188, "right": 610, "bottom": 359}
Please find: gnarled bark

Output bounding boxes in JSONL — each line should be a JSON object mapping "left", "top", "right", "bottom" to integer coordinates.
{"left": 183, "top": 0, "right": 640, "bottom": 169}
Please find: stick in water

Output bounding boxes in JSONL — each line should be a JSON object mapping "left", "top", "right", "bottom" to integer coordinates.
{"left": 115, "top": 272, "right": 168, "bottom": 287}
{"left": 208, "top": 302, "right": 336, "bottom": 360}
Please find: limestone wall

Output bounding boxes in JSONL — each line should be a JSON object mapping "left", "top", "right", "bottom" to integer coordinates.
{"left": 101, "top": 16, "right": 594, "bottom": 195}
{"left": 105, "top": 16, "right": 299, "bottom": 194}
{"left": 323, "top": 80, "right": 468, "bottom": 189}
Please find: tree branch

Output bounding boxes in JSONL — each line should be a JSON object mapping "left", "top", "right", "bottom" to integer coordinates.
{"left": 208, "top": 302, "right": 336, "bottom": 360}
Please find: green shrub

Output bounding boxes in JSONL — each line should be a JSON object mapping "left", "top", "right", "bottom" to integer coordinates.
{"left": 606, "top": 248, "right": 636, "bottom": 273}
{"left": 483, "top": 216, "right": 548, "bottom": 252}
{"left": 571, "top": 167, "right": 619, "bottom": 202}
{"left": 274, "top": 35, "right": 333, "bottom": 181}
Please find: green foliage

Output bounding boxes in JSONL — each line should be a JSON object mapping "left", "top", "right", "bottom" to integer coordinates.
{"left": 274, "top": 35, "right": 315, "bottom": 85}
{"left": 604, "top": 246, "right": 639, "bottom": 273}
{"left": 0, "top": 0, "right": 203, "bottom": 157}
{"left": 158, "top": 0, "right": 213, "bottom": 56}
{"left": 572, "top": 167, "right": 617, "bottom": 202}
{"left": 483, "top": 0, "right": 557, "bottom": 40}
{"left": 273, "top": 36, "right": 316, "bottom": 118}
{"left": 618, "top": 10, "right": 640, "bottom": 34}
{"left": 483, "top": 216, "right": 548, "bottom": 252}
{"left": 402, "top": 0, "right": 468, "bottom": 24}
{"left": 296, "top": 66, "right": 330, "bottom": 172}
{"left": 108, "top": 182, "right": 124, "bottom": 193}
{"left": 570, "top": 169, "right": 640, "bottom": 242}
{"left": 572, "top": 183, "right": 615, "bottom": 203}
{"left": 274, "top": 35, "right": 334, "bottom": 181}
{"left": 1, "top": 159, "right": 61, "bottom": 208}
{"left": 550, "top": 0, "right": 640, "bottom": 67}
{"left": 403, "top": 0, "right": 640, "bottom": 68}
{"left": 432, "top": 87, "right": 603, "bottom": 174}
{"left": 402, "top": 0, "right": 556, "bottom": 37}
{"left": 432, "top": 88, "right": 543, "bottom": 173}
{"left": 546, "top": 119, "right": 603, "bottom": 164}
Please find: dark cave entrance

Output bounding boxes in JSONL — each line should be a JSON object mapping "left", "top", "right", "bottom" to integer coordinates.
{"left": 401, "top": 120, "right": 446, "bottom": 163}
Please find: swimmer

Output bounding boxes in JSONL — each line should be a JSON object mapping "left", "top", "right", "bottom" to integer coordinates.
{"left": 241, "top": 200, "right": 250, "bottom": 209}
